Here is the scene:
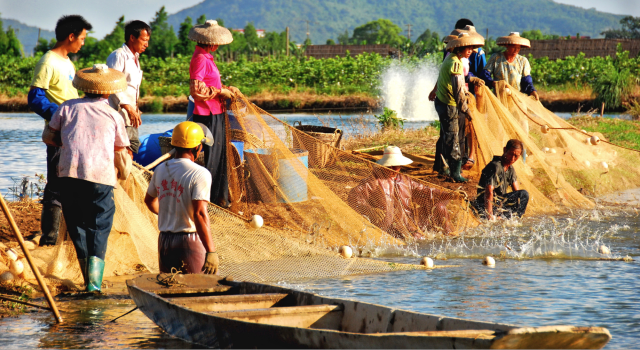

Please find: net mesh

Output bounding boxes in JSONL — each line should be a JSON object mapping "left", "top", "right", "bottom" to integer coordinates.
{"left": 18, "top": 84, "right": 640, "bottom": 286}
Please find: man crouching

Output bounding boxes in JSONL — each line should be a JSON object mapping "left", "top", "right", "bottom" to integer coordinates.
{"left": 472, "top": 139, "right": 529, "bottom": 220}
{"left": 144, "top": 121, "right": 219, "bottom": 274}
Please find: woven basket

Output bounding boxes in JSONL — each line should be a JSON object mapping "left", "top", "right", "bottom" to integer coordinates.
{"left": 292, "top": 122, "right": 343, "bottom": 168}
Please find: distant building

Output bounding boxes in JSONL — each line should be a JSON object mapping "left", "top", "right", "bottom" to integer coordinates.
{"left": 232, "top": 28, "right": 265, "bottom": 38}
{"left": 520, "top": 38, "right": 640, "bottom": 59}
{"left": 305, "top": 44, "right": 398, "bottom": 58}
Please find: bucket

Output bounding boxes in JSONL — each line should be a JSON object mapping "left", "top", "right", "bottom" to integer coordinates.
{"left": 244, "top": 148, "right": 308, "bottom": 203}
{"left": 292, "top": 122, "right": 342, "bottom": 168}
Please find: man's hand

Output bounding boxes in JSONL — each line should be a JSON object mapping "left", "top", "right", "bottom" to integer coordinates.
{"left": 530, "top": 90, "right": 540, "bottom": 101}
{"left": 228, "top": 86, "right": 241, "bottom": 97}
{"left": 202, "top": 252, "right": 219, "bottom": 274}
{"left": 469, "top": 77, "right": 485, "bottom": 87}
{"left": 219, "top": 88, "right": 234, "bottom": 100}
{"left": 122, "top": 104, "right": 142, "bottom": 128}
{"left": 428, "top": 89, "right": 437, "bottom": 101}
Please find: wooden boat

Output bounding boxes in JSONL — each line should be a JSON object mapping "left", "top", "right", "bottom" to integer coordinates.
{"left": 126, "top": 274, "right": 611, "bottom": 349}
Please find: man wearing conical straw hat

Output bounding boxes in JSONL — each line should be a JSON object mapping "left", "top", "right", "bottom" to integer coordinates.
{"left": 480, "top": 32, "right": 539, "bottom": 101}
{"left": 187, "top": 20, "right": 240, "bottom": 208}
{"left": 433, "top": 31, "right": 484, "bottom": 183}
{"left": 43, "top": 64, "right": 131, "bottom": 292}
{"left": 348, "top": 146, "right": 454, "bottom": 238}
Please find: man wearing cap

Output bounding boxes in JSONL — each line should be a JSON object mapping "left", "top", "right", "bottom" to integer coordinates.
{"left": 144, "top": 121, "right": 219, "bottom": 275}
{"left": 28, "top": 15, "right": 93, "bottom": 247}
{"left": 43, "top": 64, "right": 131, "bottom": 292}
{"left": 472, "top": 139, "right": 529, "bottom": 220}
{"left": 348, "top": 146, "right": 454, "bottom": 238}
{"left": 107, "top": 20, "right": 152, "bottom": 155}
{"left": 188, "top": 20, "right": 241, "bottom": 207}
{"left": 480, "top": 32, "right": 539, "bottom": 100}
{"left": 433, "top": 32, "right": 484, "bottom": 183}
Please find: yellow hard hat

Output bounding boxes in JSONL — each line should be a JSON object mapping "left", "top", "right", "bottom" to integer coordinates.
{"left": 171, "top": 121, "right": 214, "bottom": 148}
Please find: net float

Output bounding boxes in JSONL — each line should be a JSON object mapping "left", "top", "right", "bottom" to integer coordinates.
{"left": 581, "top": 129, "right": 587, "bottom": 133}
{"left": 505, "top": 87, "right": 512, "bottom": 95}
{"left": 550, "top": 148, "right": 557, "bottom": 154}
{"left": 589, "top": 135, "right": 600, "bottom": 145}
{"left": 542, "top": 147, "right": 550, "bottom": 153}
{"left": 420, "top": 257, "right": 434, "bottom": 268}
{"left": 339, "top": 246, "right": 353, "bottom": 259}
{"left": 584, "top": 160, "right": 590, "bottom": 167}
{"left": 540, "top": 125, "right": 550, "bottom": 134}
{"left": 598, "top": 245, "right": 610, "bottom": 255}
{"left": 601, "top": 161, "right": 608, "bottom": 170}
{"left": 250, "top": 215, "right": 263, "bottom": 229}
{"left": 0, "top": 271, "right": 14, "bottom": 283}
{"left": 585, "top": 137, "right": 591, "bottom": 144}
{"left": 9, "top": 259, "right": 23, "bottom": 276}
{"left": 482, "top": 256, "right": 495, "bottom": 266}
{"left": 5, "top": 248, "right": 17, "bottom": 262}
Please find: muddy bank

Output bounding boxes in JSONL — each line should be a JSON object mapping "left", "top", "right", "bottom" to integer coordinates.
{"left": 0, "top": 93, "right": 379, "bottom": 114}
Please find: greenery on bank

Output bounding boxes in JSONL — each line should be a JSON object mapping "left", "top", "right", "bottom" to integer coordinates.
{"left": 568, "top": 116, "right": 640, "bottom": 151}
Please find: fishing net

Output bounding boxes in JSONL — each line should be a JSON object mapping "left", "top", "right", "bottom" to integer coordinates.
{"left": 11, "top": 82, "right": 640, "bottom": 287}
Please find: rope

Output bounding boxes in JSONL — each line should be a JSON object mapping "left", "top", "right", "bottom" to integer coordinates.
{"left": 508, "top": 90, "right": 640, "bottom": 154}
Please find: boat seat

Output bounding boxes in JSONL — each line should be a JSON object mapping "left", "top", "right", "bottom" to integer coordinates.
{"left": 168, "top": 293, "right": 289, "bottom": 313}
{"left": 210, "top": 304, "right": 344, "bottom": 330}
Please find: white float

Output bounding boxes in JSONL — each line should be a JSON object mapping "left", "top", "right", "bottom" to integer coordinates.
{"left": 482, "top": 256, "right": 496, "bottom": 266}
{"left": 598, "top": 245, "right": 610, "bottom": 254}
{"left": 550, "top": 148, "right": 557, "bottom": 154}
{"left": 9, "top": 259, "right": 23, "bottom": 276}
{"left": 601, "top": 162, "right": 609, "bottom": 170}
{"left": 5, "top": 248, "right": 17, "bottom": 261}
{"left": 542, "top": 147, "right": 550, "bottom": 153}
{"left": 584, "top": 160, "right": 590, "bottom": 167}
{"left": 250, "top": 215, "right": 263, "bottom": 229}
{"left": 339, "top": 246, "right": 353, "bottom": 259}
{"left": 540, "top": 125, "right": 550, "bottom": 134}
{"left": 589, "top": 135, "right": 600, "bottom": 145}
{"left": 420, "top": 257, "right": 434, "bottom": 268}
{"left": 0, "top": 271, "right": 14, "bottom": 283}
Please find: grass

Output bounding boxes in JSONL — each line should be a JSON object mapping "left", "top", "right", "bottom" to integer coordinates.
{"left": 567, "top": 116, "right": 640, "bottom": 150}
{"left": 342, "top": 126, "right": 440, "bottom": 154}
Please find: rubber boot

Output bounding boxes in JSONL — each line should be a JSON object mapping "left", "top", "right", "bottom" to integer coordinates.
{"left": 39, "top": 204, "right": 61, "bottom": 246}
{"left": 77, "top": 258, "right": 88, "bottom": 286}
{"left": 87, "top": 256, "right": 105, "bottom": 292}
{"left": 451, "top": 160, "right": 469, "bottom": 183}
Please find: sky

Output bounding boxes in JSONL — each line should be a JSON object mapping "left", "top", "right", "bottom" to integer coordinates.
{"left": 0, "top": 0, "right": 639, "bottom": 39}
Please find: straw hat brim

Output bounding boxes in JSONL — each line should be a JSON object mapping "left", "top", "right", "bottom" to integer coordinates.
{"left": 497, "top": 36, "right": 531, "bottom": 48}
{"left": 377, "top": 154, "right": 414, "bottom": 167}
{"left": 443, "top": 34, "right": 458, "bottom": 44}
{"left": 446, "top": 35, "right": 485, "bottom": 50}
{"left": 72, "top": 67, "right": 127, "bottom": 94}
{"left": 188, "top": 23, "right": 233, "bottom": 45}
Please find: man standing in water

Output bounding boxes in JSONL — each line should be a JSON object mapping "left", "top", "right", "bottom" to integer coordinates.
{"left": 107, "top": 20, "right": 152, "bottom": 155}
{"left": 472, "top": 139, "right": 529, "bottom": 219}
{"left": 144, "top": 121, "right": 219, "bottom": 274}
{"left": 28, "top": 15, "right": 93, "bottom": 246}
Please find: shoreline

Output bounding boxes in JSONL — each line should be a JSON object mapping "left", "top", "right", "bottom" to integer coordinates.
{"left": 0, "top": 91, "right": 629, "bottom": 114}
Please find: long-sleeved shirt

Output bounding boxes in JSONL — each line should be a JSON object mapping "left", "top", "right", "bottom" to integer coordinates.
{"left": 189, "top": 46, "right": 224, "bottom": 115}
{"left": 107, "top": 44, "right": 143, "bottom": 126}
{"left": 481, "top": 53, "right": 536, "bottom": 94}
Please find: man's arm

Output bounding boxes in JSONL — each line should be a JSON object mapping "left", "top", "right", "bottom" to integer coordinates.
{"left": 193, "top": 199, "right": 219, "bottom": 275}
{"left": 107, "top": 51, "right": 142, "bottom": 127}
{"left": 28, "top": 87, "right": 58, "bottom": 121}
{"left": 144, "top": 193, "right": 159, "bottom": 214}
{"left": 451, "top": 73, "right": 469, "bottom": 114}
{"left": 484, "top": 184, "right": 495, "bottom": 220}
{"left": 512, "top": 181, "right": 520, "bottom": 192}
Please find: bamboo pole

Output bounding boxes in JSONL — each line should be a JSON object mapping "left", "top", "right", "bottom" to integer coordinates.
{"left": 143, "top": 149, "right": 176, "bottom": 170}
{"left": 0, "top": 193, "right": 63, "bottom": 323}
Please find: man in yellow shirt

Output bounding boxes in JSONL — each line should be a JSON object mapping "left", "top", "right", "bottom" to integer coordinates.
{"left": 28, "top": 15, "right": 92, "bottom": 247}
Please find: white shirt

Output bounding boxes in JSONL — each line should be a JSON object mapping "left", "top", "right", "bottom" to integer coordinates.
{"left": 147, "top": 158, "right": 212, "bottom": 233}
{"left": 107, "top": 44, "right": 143, "bottom": 126}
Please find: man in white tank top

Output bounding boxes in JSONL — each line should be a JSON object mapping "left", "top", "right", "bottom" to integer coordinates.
{"left": 144, "top": 121, "right": 219, "bottom": 274}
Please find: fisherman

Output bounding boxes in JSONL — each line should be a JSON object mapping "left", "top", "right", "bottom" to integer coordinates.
{"left": 454, "top": 19, "right": 486, "bottom": 77}
{"left": 432, "top": 32, "right": 484, "bottom": 182}
{"left": 480, "top": 32, "right": 539, "bottom": 100}
{"left": 472, "top": 139, "right": 529, "bottom": 219}
{"left": 144, "top": 121, "right": 219, "bottom": 275}
{"left": 107, "top": 20, "right": 152, "bottom": 155}
{"left": 28, "top": 15, "right": 93, "bottom": 247}
{"left": 187, "top": 20, "right": 241, "bottom": 207}
{"left": 348, "top": 146, "right": 454, "bottom": 238}
{"left": 43, "top": 64, "right": 131, "bottom": 292}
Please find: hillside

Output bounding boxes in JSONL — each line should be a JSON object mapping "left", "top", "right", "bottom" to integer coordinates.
{"left": 167, "top": 0, "right": 623, "bottom": 43}
{"left": 1, "top": 18, "right": 55, "bottom": 56}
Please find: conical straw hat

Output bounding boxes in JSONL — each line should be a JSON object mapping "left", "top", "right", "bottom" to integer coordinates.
{"left": 188, "top": 20, "right": 233, "bottom": 45}
{"left": 377, "top": 146, "right": 413, "bottom": 167}
{"left": 496, "top": 32, "right": 531, "bottom": 48}
{"left": 444, "top": 29, "right": 464, "bottom": 44}
{"left": 446, "top": 31, "right": 485, "bottom": 51}
{"left": 72, "top": 64, "right": 127, "bottom": 94}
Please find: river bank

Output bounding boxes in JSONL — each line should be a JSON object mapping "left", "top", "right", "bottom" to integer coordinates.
{"left": 0, "top": 89, "right": 634, "bottom": 114}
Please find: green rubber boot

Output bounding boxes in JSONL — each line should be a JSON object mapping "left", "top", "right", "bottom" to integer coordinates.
{"left": 77, "top": 258, "right": 88, "bottom": 286}
{"left": 451, "top": 160, "right": 469, "bottom": 183}
{"left": 87, "top": 256, "right": 105, "bottom": 292}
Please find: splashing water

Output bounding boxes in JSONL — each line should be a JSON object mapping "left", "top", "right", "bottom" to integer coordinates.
{"left": 380, "top": 60, "right": 440, "bottom": 121}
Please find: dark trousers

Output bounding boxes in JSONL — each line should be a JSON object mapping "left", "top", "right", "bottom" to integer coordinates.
{"left": 472, "top": 190, "right": 530, "bottom": 219}
{"left": 192, "top": 113, "right": 229, "bottom": 206}
{"left": 59, "top": 177, "right": 115, "bottom": 260}
{"left": 158, "top": 232, "right": 206, "bottom": 274}
{"left": 43, "top": 145, "right": 62, "bottom": 207}
{"left": 126, "top": 126, "right": 141, "bottom": 154}
{"left": 433, "top": 99, "right": 462, "bottom": 173}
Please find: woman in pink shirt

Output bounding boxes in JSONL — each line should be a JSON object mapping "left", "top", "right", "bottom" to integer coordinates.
{"left": 188, "top": 20, "right": 239, "bottom": 207}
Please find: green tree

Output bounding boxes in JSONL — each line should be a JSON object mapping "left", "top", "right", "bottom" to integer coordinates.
{"left": 602, "top": 16, "right": 640, "bottom": 39}
{"left": 147, "top": 6, "right": 178, "bottom": 58}
{"left": 337, "top": 30, "right": 350, "bottom": 44}
{"left": 351, "top": 19, "right": 404, "bottom": 47}
{"left": 521, "top": 29, "right": 560, "bottom": 40}
{"left": 80, "top": 16, "right": 125, "bottom": 60}
{"left": 175, "top": 16, "right": 195, "bottom": 56}
{"left": 5, "top": 27, "right": 23, "bottom": 57}
{"left": 214, "top": 18, "right": 224, "bottom": 27}
{"left": 197, "top": 15, "right": 207, "bottom": 25}
{"left": 34, "top": 37, "right": 56, "bottom": 54}
{"left": 326, "top": 39, "right": 335, "bottom": 45}
{"left": 244, "top": 22, "right": 259, "bottom": 48}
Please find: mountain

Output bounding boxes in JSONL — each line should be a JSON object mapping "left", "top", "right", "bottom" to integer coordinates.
{"left": 1, "top": 18, "right": 55, "bottom": 56}
{"left": 167, "top": 0, "right": 622, "bottom": 44}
